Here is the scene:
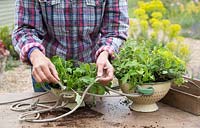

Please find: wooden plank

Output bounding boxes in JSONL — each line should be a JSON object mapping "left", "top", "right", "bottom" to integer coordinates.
{"left": 0, "top": 92, "right": 200, "bottom": 128}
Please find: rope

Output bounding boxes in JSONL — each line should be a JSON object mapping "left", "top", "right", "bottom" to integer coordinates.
{"left": 19, "top": 78, "right": 101, "bottom": 123}
{"left": 10, "top": 100, "right": 57, "bottom": 112}
{"left": 84, "top": 92, "right": 121, "bottom": 97}
{"left": 0, "top": 92, "right": 49, "bottom": 105}
{"left": 18, "top": 96, "right": 63, "bottom": 122}
{"left": 6, "top": 78, "right": 144, "bottom": 123}
{"left": 105, "top": 86, "right": 142, "bottom": 97}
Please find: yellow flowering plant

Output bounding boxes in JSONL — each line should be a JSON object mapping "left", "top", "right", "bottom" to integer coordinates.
{"left": 163, "top": 0, "right": 200, "bottom": 39}
{"left": 129, "top": 0, "right": 190, "bottom": 62}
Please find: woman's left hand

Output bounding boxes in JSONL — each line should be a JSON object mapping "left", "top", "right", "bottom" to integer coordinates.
{"left": 96, "top": 51, "right": 114, "bottom": 85}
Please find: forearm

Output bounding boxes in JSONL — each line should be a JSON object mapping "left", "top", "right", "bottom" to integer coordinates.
{"left": 12, "top": 0, "right": 46, "bottom": 63}
{"left": 12, "top": 28, "right": 45, "bottom": 62}
{"left": 95, "top": 38, "right": 125, "bottom": 59}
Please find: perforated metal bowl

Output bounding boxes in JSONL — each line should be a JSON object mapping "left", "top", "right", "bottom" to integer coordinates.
{"left": 120, "top": 81, "right": 171, "bottom": 112}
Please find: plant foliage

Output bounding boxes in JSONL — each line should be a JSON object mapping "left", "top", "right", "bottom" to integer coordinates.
{"left": 38, "top": 56, "right": 108, "bottom": 95}
{"left": 0, "top": 40, "right": 9, "bottom": 57}
{"left": 113, "top": 39, "right": 186, "bottom": 89}
{"left": 0, "top": 26, "right": 19, "bottom": 59}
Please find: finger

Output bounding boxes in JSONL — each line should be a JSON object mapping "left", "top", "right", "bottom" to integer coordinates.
{"left": 107, "top": 64, "right": 114, "bottom": 76}
{"left": 99, "top": 74, "right": 113, "bottom": 83}
{"left": 107, "top": 67, "right": 114, "bottom": 80}
{"left": 35, "top": 68, "right": 50, "bottom": 83}
{"left": 98, "top": 68, "right": 114, "bottom": 85}
{"left": 32, "top": 69, "right": 42, "bottom": 83}
{"left": 97, "top": 63, "right": 105, "bottom": 77}
{"left": 49, "top": 63, "right": 60, "bottom": 81}
{"left": 98, "top": 78, "right": 111, "bottom": 86}
{"left": 41, "top": 65, "right": 58, "bottom": 84}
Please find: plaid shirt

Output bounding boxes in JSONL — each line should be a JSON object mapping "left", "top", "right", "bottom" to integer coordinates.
{"left": 12, "top": 0, "right": 129, "bottom": 63}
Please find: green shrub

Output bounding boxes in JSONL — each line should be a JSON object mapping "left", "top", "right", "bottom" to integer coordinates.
{"left": 0, "top": 25, "right": 19, "bottom": 60}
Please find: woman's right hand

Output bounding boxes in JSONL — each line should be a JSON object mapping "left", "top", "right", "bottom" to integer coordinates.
{"left": 30, "top": 49, "right": 59, "bottom": 84}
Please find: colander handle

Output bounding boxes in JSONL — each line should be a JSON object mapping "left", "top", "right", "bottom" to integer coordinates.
{"left": 136, "top": 85, "right": 154, "bottom": 96}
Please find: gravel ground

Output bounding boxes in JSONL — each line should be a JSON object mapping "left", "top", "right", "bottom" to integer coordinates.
{"left": 0, "top": 38, "right": 200, "bottom": 93}
{"left": 0, "top": 64, "right": 33, "bottom": 93}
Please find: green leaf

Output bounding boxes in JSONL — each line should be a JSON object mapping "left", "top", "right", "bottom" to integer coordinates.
{"left": 97, "top": 85, "right": 106, "bottom": 95}
{"left": 63, "top": 79, "right": 68, "bottom": 83}
{"left": 80, "top": 76, "right": 94, "bottom": 84}
{"left": 35, "top": 83, "right": 45, "bottom": 89}
{"left": 124, "top": 61, "right": 138, "bottom": 67}
{"left": 162, "top": 71, "right": 168, "bottom": 74}
{"left": 137, "top": 69, "right": 144, "bottom": 75}
{"left": 89, "top": 85, "right": 97, "bottom": 94}
{"left": 75, "top": 93, "right": 82, "bottom": 105}
{"left": 122, "top": 74, "right": 130, "bottom": 84}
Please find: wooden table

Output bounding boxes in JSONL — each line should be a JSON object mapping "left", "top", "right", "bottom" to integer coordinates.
{"left": 0, "top": 92, "right": 199, "bottom": 128}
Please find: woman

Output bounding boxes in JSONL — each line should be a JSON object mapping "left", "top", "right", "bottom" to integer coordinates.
{"left": 12, "top": 0, "right": 129, "bottom": 91}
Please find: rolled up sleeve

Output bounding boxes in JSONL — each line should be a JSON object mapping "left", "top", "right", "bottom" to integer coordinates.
{"left": 95, "top": 0, "right": 129, "bottom": 59}
{"left": 12, "top": 0, "right": 46, "bottom": 63}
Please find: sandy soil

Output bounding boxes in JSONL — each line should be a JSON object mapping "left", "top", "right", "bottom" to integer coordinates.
{"left": 0, "top": 64, "right": 33, "bottom": 93}
{"left": 0, "top": 38, "right": 200, "bottom": 93}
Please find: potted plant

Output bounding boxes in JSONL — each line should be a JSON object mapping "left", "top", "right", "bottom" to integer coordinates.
{"left": 112, "top": 0, "right": 189, "bottom": 112}
{"left": 113, "top": 39, "right": 186, "bottom": 112}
